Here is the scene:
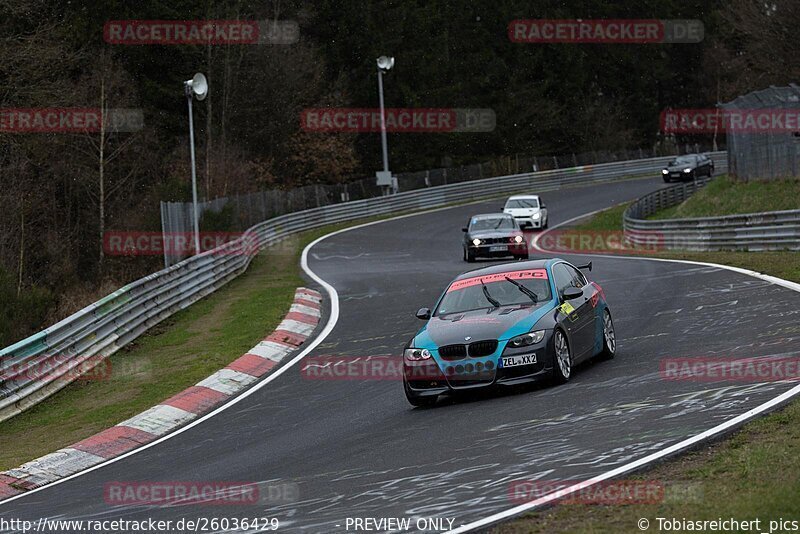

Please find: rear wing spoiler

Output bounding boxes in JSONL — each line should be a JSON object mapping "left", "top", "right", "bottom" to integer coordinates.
{"left": 577, "top": 262, "right": 592, "bottom": 272}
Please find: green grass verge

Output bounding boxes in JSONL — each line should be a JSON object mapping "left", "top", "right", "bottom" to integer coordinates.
{"left": 0, "top": 222, "right": 358, "bottom": 471}
{"left": 0, "top": 193, "right": 528, "bottom": 471}
{"left": 651, "top": 175, "right": 800, "bottom": 220}
{"left": 497, "top": 199, "right": 800, "bottom": 533}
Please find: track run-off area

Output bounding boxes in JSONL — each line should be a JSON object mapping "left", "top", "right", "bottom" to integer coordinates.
{"left": 1, "top": 176, "right": 799, "bottom": 533}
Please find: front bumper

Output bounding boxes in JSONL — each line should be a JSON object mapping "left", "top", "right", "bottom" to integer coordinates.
{"left": 512, "top": 216, "right": 543, "bottom": 229}
{"left": 664, "top": 170, "right": 692, "bottom": 180}
{"left": 404, "top": 335, "right": 554, "bottom": 394}
{"left": 469, "top": 242, "right": 528, "bottom": 257}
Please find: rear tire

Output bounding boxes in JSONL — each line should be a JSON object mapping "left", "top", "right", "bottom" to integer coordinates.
{"left": 404, "top": 381, "right": 438, "bottom": 407}
{"left": 599, "top": 309, "right": 616, "bottom": 360}
{"left": 551, "top": 329, "right": 572, "bottom": 384}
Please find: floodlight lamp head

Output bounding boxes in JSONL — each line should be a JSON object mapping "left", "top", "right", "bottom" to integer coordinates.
{"left": 376, "top": 56, "right": 395, "bottom": 72}
{"left": 184, "top": 72, "right": 208, "bottom": 101}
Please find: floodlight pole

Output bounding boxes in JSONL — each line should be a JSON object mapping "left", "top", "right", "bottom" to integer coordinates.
{"left": 185, "top": 84, "right": 201, "bottom": 256}
{"left": 377, "top": 68, "right": 390, "bottom": 175}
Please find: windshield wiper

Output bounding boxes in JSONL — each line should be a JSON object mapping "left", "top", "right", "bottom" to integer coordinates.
{"left": 504, "top": 276, "right": 538, "bottom": 304}
{"left": 481, "top": 280, "right": 501, "bottom": 307}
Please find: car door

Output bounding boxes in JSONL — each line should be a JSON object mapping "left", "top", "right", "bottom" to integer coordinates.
{"left": 552, "top": 263, "right": 594, "bottom": 359}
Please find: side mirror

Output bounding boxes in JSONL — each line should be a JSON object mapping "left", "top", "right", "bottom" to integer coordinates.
{"left": 562, "top": 287, "right": 583, "bottom": 301}
{"left": 416, "top": 307, "right": 431, "bottom": 320}
{"left": 462, "top": 227, "right": 468, "bottom": 232}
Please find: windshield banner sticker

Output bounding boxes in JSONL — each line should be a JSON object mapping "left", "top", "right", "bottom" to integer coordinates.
{"left": 447, "top": 269, "right": 548, "bottom": 293}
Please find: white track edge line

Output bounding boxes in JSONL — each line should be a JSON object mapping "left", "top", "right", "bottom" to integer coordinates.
{"left": 0, "top": 196, "right": 521, "bottom": 505}
{"left": 445, "top": 207, "right": 800, "bottom": 533}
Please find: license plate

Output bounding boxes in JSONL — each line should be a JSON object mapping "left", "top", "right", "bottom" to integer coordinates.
{"left": 500, "top": 354, "right": 537, "bottom": 368}
{"left": 670, "top": 173, "right": 680, "bottom": 177}
{"left": 490, "top": 245, "right": 508, "bottom": 252}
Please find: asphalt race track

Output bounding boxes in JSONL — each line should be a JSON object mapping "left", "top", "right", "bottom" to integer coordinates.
{"left": 2, "top": 176, "right": 800, "bottom": 533}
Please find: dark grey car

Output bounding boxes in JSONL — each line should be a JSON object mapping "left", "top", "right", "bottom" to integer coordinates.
{"left": 661, "top": 154, "right": 714, "bottom": 182}
{"left": 462, "top": 214, "right": 528, "bottom": 262}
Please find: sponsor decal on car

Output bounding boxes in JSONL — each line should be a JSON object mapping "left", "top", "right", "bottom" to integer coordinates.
{"left": 447, "top": 269, "right": 548, "bottom": 292}
{"left": 559, "top": 302, "right": 576, "bottom": 315}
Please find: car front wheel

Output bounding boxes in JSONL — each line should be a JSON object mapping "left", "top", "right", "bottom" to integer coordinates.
{"left": 552, "top": 329, "right": 572, "bottom": 384}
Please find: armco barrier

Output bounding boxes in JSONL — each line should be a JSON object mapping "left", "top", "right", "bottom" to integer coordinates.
{"left": 624, "top": 175, "right": 800, "bottom": 251}
{"left": 0, "top": 152, "right": 727, "bottom": 422}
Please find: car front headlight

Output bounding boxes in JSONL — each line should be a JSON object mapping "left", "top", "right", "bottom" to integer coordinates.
{"left": 683, "top": 168, "right": 692, "bottom": 173}
{"left": 661, "top": 169, "right": 668, "bottom": 174}
{"left": 404, "top": 348, "right": 432, "bottom": 361}
{"left": 514, "top": 235, "right": 524, "bottom": 243}
{"left": 532, "top": 212, "right": 541, "bottom": 219}
{"left": 508, "top": 330, "right": 546, "bottom": 348}
{"left": 472, "top": 238, "right": 481, "bottom": 246}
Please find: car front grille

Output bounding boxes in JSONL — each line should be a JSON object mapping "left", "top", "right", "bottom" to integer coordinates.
{"left": 481, "top": 237, "right": 507, "bottom": 245}
{"left": 438, "top": 340, "right": 498, "bottom": 360}
{"left": 469, "top": 340, "right": 498, "bottom": 357}
{"left": 439, "top": 344, "right": 468, "bottom": 360}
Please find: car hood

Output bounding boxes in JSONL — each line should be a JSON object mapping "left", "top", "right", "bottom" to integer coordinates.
{"left": 413, "top": 303, "right": 554, "bottom": 349}
{"left": 468, "top": 230, "right": 520, "bottom": 239}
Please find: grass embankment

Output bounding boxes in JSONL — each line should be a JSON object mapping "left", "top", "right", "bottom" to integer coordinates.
{"left": 650, "top": 175, "right": 800, "bottom": 219}
{"left": 0, "top": 223, "right": 347, "bottom": 471}
{"left": 499, "top": 180, "right": 800, "bottom": 533}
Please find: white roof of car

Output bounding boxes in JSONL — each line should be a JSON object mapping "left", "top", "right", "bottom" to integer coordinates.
{"left": 507, "top": 194, "right": 540, "bottom": 200}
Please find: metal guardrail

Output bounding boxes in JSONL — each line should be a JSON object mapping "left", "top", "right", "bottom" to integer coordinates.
{"left": 0, "top": 152, "right": 727, "bottom": 422}
{"left": 624, "top": 172, "right": 800, "bottom": 252}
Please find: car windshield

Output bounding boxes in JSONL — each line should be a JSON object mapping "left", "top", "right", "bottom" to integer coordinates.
{"left": 469, "top": 217, "right": 516, "bottom": 231}
{"left": 671, "top": 156, "right": 695, "bottom": 165}
{"left": 505, "top": 198, "right": 539, "bottom": 209}
{"left": 435, "top": 270, "right": 552, "bottom": 315}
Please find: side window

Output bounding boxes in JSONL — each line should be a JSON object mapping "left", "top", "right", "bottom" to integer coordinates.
{"left": 553, "top": 264, "right": 573, "bottom": 295}
{"left": 564, "top": 264, "right": 587, "bottom": 289}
